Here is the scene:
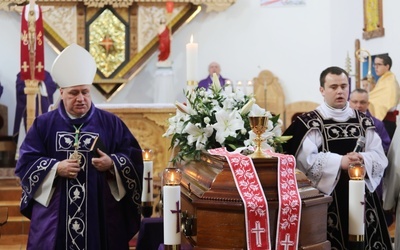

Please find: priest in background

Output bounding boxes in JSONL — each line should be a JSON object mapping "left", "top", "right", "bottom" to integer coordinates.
{"left": 15, "top": 43, "right": 144, "bottom": 250}
{"left": 13, "top": 71, "right": 57, "bottom": 147}
{"left": 369, "top": 54, "right": 400, "bottom": 139}
{"left": 283, "top": 66, "right": 392, "bottom": 249}
{"left": 198, "top": 61, "right": 228, "bottom": 89}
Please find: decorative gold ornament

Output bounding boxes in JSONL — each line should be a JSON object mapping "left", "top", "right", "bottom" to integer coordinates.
{"left": 88, "top": 8, "right": 127, "bottom": 78}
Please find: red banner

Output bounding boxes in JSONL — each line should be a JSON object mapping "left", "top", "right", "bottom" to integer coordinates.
{"left": 208, "top": 148, "right": 301, "bottom": 250}
{"left": 20, "top": 5, "right": 45, "bottom": 81}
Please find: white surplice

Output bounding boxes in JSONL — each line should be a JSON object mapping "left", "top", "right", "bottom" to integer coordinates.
{"left": 296, "top": 102, "right": 388, "bottom": 195}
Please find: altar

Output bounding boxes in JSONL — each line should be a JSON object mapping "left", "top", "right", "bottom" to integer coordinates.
{"left": 97, "top": 103, "right": 176, "bottom": 176}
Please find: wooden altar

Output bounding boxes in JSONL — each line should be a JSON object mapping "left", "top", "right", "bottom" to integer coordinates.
{"left": 97, "top": 103, "right": 175, "bottom": 175}
{"left": 177, "top": 153, "right": 332, "bottom": 249}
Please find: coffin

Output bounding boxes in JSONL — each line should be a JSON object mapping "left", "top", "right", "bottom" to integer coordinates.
{"left": 176, "top": 153, "right": 332, "bottom": 249}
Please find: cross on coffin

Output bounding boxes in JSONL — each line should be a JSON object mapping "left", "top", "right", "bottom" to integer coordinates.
{"left": 251, "top": 221, "right": 266, "bottom": 247}
{"left": 280, "top": 233, "right": 295, "bottom": 250}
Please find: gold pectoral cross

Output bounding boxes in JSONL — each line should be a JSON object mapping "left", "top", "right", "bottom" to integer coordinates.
{"left": 70, "top": 149, "right": 82, "bottom": 165}
{"left": 70, "top": 124, "right": 83, "bottom": 164}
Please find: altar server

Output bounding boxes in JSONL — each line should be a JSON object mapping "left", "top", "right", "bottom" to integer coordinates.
{"left": 283, "top": 66, "right": 392, "bottom": 249}
{"left": 15, "top": 43, "right": 144, "bottom": 250}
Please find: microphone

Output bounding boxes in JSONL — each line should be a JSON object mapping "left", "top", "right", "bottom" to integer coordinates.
{"left": 353, "top": 136, "right": 366, "bottom": 152}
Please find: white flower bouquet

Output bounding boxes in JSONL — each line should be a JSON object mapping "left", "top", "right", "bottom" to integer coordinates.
{"left": 163, "top": 74, "right": 290, "bottom": 163}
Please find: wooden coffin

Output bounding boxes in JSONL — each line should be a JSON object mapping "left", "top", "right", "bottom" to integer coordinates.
{"left": 176, "top": 153, "right": 332, "bottom": 250}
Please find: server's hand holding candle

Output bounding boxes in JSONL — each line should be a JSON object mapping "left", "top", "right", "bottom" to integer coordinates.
{"left": 163, "top": 167, "right": 182, "bottom": 248}
{"left": 141, "top": 149, "right": 153, "bottom": 217}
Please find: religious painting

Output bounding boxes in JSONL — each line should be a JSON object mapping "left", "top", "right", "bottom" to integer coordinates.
{"left": 363, "top": 0, "right": 384, "bottom": 40}
{"left": 260, "top": 0, "right": 306, "bottom": 7}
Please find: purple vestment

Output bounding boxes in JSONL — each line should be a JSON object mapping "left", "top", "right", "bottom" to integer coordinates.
{"left": 366, "top": 110, "right": 391, "bottom": 153}
{"left": 13, "top": 71, "right": 58, "bottom": 142}
{"left": 198, "top": 75, "right": 226, "bottom": 90}
{"left": 15, "top": 101, "right": 143, "bottom": 250}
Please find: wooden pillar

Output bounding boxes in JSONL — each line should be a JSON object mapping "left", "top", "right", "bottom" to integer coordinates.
{"left": 355, "top": 39, "right": 361, "bottom": 89}
{"left": 24, "top": 80, "right": 39, "bottom": 131}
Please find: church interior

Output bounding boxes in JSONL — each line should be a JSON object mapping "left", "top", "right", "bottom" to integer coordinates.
{"left": 0, "top": 0, "right": 399, "bottom": 249}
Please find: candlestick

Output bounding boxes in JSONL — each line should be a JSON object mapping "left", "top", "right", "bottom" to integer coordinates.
{"left": 163, "top": 167, "right": 182, "bottom": 248}
{"left": 141, "top": 149, "right": 154, "bottom": 218}
{"left": 186, "top": 35, "right": 198, "bottom": 83}
{"left": 348, "top": 163, "right": 365, "bottom": 249}
{"left": 246, "top": 80, "right": 254, "bottom": 96}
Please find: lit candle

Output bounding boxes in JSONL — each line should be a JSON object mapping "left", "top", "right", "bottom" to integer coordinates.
{"left": 186, "top": 35, "right": 198, "bottom": 83}
{"left": 236, "top": 81, "right": 244, "bottom": 93}
{"left": 141, "top": 149, "right": 154, "bottom": 217}
{"left": 163, "top": 168, "right": 182, "bottom": 247}
{"left": 224, "top": 80, "right": 233, "bottom": 94}
{"left": 246, "top": 80, "right": 254, "bottom": 96}
{"left": 348, "top": 163, "right": 365, "bottom": 249}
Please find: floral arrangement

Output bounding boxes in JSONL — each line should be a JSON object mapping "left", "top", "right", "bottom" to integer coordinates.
{"left": 163, "top": 74, "right": 290, "bottom": 163}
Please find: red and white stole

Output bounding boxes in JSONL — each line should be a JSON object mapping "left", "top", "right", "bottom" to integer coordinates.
{"left": 20, "top": 5, "right": 45, "bottom": 81}
{"left": 208, "top": 148, "right": 301, "bottom": 250}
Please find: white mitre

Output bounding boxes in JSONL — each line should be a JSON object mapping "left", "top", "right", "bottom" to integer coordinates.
{"left": 51, "top": 43, "right": 97, "bottom": 88}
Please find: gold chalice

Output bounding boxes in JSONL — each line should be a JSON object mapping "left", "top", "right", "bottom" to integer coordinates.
{"left": 248, "top": 116, "right": 271, "bottom": 158}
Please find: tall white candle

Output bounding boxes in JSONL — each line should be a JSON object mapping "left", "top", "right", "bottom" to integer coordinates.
{"left": 141, "top": 149, "right": 153, "bottom": 203}
{"left": 236, "top": 81, "right": 244, "bottom": 93}
{"left": 246, "top": 80, "right": 254, "bottom": 96}
{"left": 186, "top": 35, "right": 198, "bottom": 82}
{"left": 224, "top": 80, "right": 233, "bottom": 94}
{"left": 141, "top": 161, "right": 153, "bottom": 202}
{"left": 163, "top": 185, "right": 181, "bottom": 245}
{"left": 349, "top": 180, "right": 365, "bottom": 236}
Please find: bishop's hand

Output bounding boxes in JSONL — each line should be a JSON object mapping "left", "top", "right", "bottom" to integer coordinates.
{"left": 57, "top": 159, "right": 80, "bottom": 179}
{"left": 91, "top": 149, "right": 113, "bottom": 172}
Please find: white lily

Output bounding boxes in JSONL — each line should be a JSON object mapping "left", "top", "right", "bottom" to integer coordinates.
{"left": 175, "top": 101, "right": 197, "bottom": 115}
{"left": 163, "top": 111, "right": 187, "bottom": 137}
{"left": 184, "top": 123, "right": 214, "bottom": 150}
{"left": 212, "top": 109, "right": 244, "bottom": 144}
{"left": 249, "top": 103, "right": 267, "bottom": 116}
{"left": 240, "top": 98, "right": 256, "bottom": 115}
{"left": 210, "top": 73, "right": 222, "bottom": 92}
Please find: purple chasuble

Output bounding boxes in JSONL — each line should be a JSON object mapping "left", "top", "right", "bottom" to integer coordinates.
{"left": 15, "top": 101, "right": 143, "bottom": 250}
{"left": 198, "top": 75, "right": 226, "bottom": 90}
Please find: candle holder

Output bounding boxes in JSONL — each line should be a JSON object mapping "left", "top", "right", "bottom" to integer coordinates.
{"left": 141, "top": 149, "right": 154, "bottom": 218}
{"left": 186, "top": 80, "right": 198, "bottom": 93}
{"left": 163, "top": 167, "right": 182, "bottom": 249}
{"left": 248, "top": 116, "right": 271, "bottom": 159}
{"left": 348, "top": 163, "right": 366, "bottom": 180}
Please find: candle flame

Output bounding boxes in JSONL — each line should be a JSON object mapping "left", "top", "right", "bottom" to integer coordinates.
{"left": 190, "top": 34, "right": 193, "bottom": 43}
